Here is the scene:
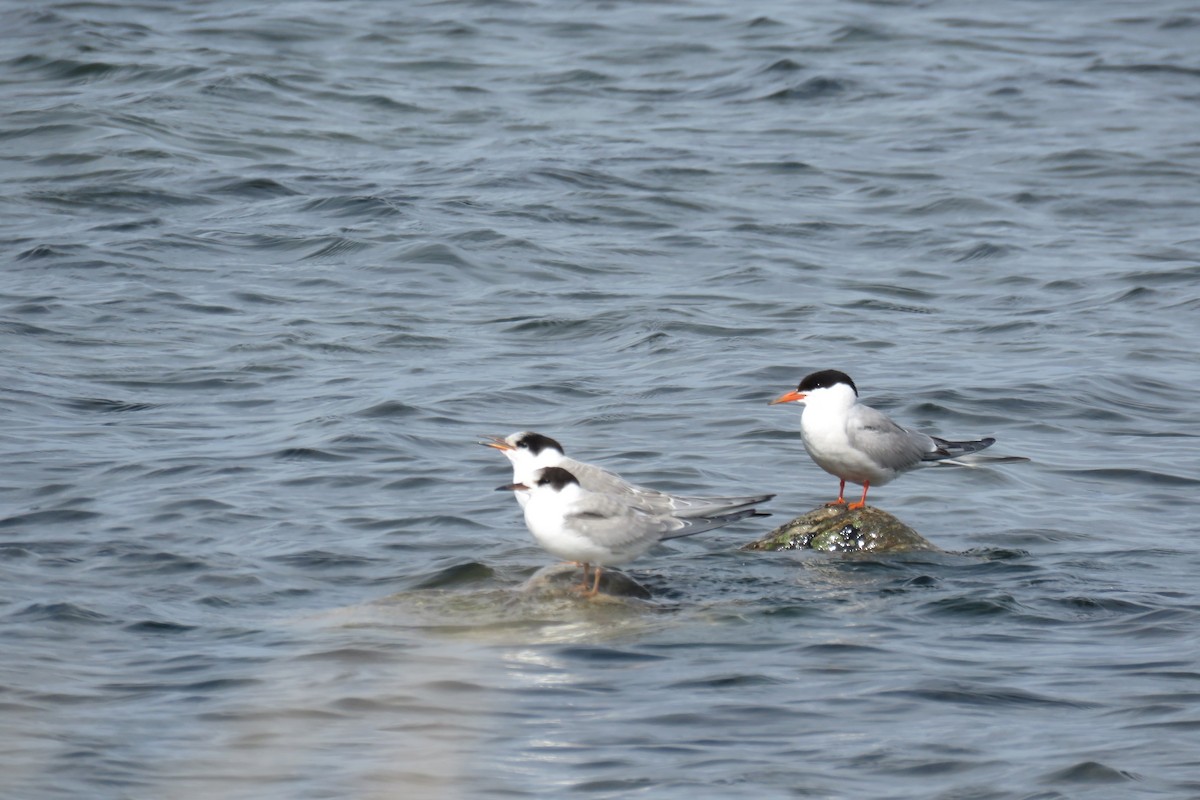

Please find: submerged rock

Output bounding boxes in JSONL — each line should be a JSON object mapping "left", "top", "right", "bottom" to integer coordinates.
{"left": 742, "top": 504, "right": 941, "bottom": 553}
{"left": 520, "top": 562, "right": 653, "bottom": 601}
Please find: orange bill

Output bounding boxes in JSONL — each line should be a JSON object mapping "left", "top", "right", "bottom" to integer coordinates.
{"left": 769, "top": 389, "right": 806, "bottom": 405}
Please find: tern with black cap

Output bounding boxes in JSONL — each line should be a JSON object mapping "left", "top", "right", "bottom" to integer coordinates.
{"left": 482, "top": 431, "right": 772, "bottom": 516}
{"left": 770, "top": 369, "right": 1026, "bottom": 509}
{"left": 498, "top": 466, "right": 767, "bottom": 595}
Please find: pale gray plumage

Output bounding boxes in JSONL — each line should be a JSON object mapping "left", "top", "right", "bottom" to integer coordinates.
{"left": 483, "top": 431, "right": 772, "bottom": 516}
{"left": 555, "top": 489, "right": 763, "bottom": 554}
{"left": 771, "top": 369, "right": 1027, "bottom": 507}
{"left": 499, "top": 466, "right": 767, "bottom": 594}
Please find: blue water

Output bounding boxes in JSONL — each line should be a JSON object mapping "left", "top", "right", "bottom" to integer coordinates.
{"left": 3, "top": 1, "right": 1200, "bottom": 798}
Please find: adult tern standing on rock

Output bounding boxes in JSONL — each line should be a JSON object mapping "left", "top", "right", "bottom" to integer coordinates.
{"left": 770, "top": 369, "right": 1027, "bottom": 509}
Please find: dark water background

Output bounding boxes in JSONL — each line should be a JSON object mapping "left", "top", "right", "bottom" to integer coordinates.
{"left": 3, "top": 1, "right": 1200, "bottom": 798}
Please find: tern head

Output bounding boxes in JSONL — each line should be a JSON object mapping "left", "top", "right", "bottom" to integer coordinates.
{"left": 496, "top": 466, "right": 580, "bottom": 495}
{"left": 770, "top": 369, "right": 858, "bottom": 406}
{"left": 480, "top": 431, "right": 565, "bottom": 467}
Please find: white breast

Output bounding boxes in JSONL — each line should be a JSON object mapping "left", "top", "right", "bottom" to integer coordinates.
{"left": 800, "top": 398, "right": 896, "bottom": 486}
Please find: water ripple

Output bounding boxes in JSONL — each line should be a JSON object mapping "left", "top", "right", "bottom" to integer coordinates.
{"left": 2, "top": 1, "right": 1199, "bottom": 798}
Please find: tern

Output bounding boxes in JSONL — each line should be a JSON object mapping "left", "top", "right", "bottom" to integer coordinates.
{"left": 482, "top": 431, "right": 772, "bottom": 517}
{"left": 770, "top": 369, "right": 1026, "bottom": 508}
{"left": 498, "top": 466, "right": 766, "bottom": 595}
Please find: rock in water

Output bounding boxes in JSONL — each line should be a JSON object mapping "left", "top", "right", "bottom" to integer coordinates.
{"left": 742, "top": 504, "right": 941, "bottom": 553}
{"left": 520, "top": 563, "right": 654, "bottom": 600}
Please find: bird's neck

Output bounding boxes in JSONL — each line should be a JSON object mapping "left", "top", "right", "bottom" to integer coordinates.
{"left": 537, "top": 450, "right": 566, "bottom": 468}
{"left": 801, "top": 393, "right": 857, "bottom": 434}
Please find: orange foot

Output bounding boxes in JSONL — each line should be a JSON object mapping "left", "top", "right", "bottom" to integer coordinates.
{"left": 847, "top": 481, "right": 870, "bottom": 511}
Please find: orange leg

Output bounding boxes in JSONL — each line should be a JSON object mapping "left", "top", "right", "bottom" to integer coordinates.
{"left": 577, "top": 562, "right": 592, "bottom": 589}
{"left": 847, "top": 481, "right": 870, "bottom": 510}
{"left": 825, "top": 479, "right": 848, "bottom": 507}
{"left": 582, "top": 566, "right": 603, "bottom": 597}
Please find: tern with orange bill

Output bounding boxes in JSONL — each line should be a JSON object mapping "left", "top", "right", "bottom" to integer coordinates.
{"left": 770, "top": 369, "right": 1027, "bottom": 508}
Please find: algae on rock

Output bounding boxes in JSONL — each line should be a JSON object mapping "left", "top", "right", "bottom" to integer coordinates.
{"left": 743, "top": 504, "right": 941, "bottom": 554}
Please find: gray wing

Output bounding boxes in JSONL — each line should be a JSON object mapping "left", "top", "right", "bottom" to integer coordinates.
{"left": 563, "top": 492, "right": 673, "bottom": 550}
{"left": 657, "top": 507, "right": 768, "bottom": 541}
{"left": 565, "top": 457, "right": 774, "bottom": 517}
{"left": 564, "top": 496, "right": 765, "bottom": 548}
{"left": 923, "top": 435, "right": 997, "bottom": 462}
{"left": 846, "top": 404, "right": 932, "bottom": 472}
{"left": 562, "top": 458, "right": 642, "bottom": 497}
{"left": 635, "top": 491, "right": 774, "bottom": 518}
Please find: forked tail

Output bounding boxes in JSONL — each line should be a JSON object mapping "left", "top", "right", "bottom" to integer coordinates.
{"left": 924, "top": 436, "right": 1030, "bottom": 468}
{"left": 922, "top": 436, "right": 996, "bottom": 462}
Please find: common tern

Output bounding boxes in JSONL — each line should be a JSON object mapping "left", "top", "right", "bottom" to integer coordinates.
{"left": 498, "top": 466, "right": 766, "bottom": 595}
{"left": 482, "top": 431, "right": 773, "bottom": 517}
{"left": 770, "top": 369, "right": 1027, "bottom": 508}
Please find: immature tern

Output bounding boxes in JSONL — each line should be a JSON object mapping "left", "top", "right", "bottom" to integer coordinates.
{"left": 497, "top": 466, "right": 767, "bottom": 595}
{"left": 482, "top": 431, "right": 772, "bottom": 517}
{"left": 769, "top": 369, "right": 1027, "bottom": 508}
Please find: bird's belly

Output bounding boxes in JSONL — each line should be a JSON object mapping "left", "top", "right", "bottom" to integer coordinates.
{"left": 528, "top": 521, "right": 648, "bottom": 566}
{"left": 802, "top": 431, "right": 896, "bottom": 486}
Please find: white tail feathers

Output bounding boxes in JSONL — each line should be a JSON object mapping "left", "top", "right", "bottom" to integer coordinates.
{"left": 934, "top": 454, "right": 1031, "bottom": 469}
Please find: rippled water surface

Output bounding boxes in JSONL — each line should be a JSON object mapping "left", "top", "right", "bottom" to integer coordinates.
{"left": 3, "top": 1, "right": 1200, "bottom": 798}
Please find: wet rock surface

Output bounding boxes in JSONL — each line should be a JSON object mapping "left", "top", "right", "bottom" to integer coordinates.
{"left": 743, "top": 504, "right": 942, "bottom": 554}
